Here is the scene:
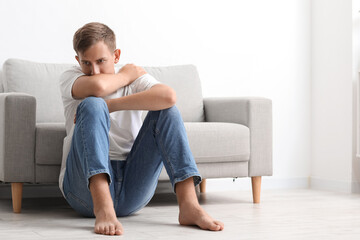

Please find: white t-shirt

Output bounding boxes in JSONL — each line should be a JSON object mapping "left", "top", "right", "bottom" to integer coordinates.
{"left": 58, "top": 65, "right": 160, "bottom": 195}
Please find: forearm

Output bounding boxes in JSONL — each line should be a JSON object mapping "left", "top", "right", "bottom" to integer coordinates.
{"left": 106, "top": 84, "right": 176, "bottom": 113}
{"left": 92, "top": 73, "right": 131, "bottom": 97}
{"left": 72, "top": 73, "right": 130, "bottom": 99}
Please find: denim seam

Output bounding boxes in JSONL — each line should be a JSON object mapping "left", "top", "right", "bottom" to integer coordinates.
{"left": 78, "top": 105, "right": 89, "bottom": 185}
{"left": 156, "top": 130, "right": 175, "bottom": 182}
{"left": 87, "top": 169, "right": 111, "bottom": 179}
{"left": 173, "top": 172, "right": 202, "bottom": 187}
{"left": 116, "top": 178, "right": 158, "bottom": 217}
{"left": 114, "top": 179, "right": 123, "bottom": 209}
{"left": 87, "top": 169, "right": 112, "bottom": 190}
{"left": 122, "top": 191, "right": 155, "bottom": 217}
{"left": 66, "top": 191, "right": 93, "bottom": 214}
{"left": 128, "top": 119, "right": 154, "bottom": 161}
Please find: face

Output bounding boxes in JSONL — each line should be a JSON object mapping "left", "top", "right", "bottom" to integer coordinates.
{"left": 75, "top": 40, "right": 120, "bottom": 76}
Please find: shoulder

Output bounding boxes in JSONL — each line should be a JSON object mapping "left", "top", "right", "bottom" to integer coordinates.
{"left": 59, "top": 65, "right": 85, "bottom": 99}
{"left": 130, "top": 73, "right": 160, "bottom": 93}
{"left": 59, "top": 66, "right": 84, "bottom": 84}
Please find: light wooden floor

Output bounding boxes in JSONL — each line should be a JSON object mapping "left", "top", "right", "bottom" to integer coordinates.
{"left": 0, "top": 189, "right": 360, "bottom": 239}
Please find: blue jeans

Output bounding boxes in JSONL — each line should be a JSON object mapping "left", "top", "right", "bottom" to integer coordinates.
{"left": 63, "top": 97, "right": 201, "bottom": 217}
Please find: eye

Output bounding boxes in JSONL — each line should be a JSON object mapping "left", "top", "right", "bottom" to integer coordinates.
{"left": 83, "top": 61, "right": 90, "bottom": 66}
{"left": 98, "top": 59, "right": 106, "bottom": 64}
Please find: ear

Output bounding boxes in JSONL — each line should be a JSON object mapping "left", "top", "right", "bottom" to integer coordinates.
{"left": 114, "top": 49, "right": 121, "bottom": 64}
{"left": 75, "top": 55, "right": 80, "bottom": 65}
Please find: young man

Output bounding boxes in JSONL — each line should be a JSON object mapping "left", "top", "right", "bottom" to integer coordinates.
{"left": 59, "top": 22, "right": 224, "bottom": 236}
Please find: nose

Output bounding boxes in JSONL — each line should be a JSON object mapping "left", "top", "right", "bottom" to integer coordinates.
{"left": 90, "top": 64, "right": 100, "bottom": 75}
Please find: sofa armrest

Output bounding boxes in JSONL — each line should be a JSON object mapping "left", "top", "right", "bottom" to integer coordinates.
{"left": 203, "top": 97, "right": 272, "bottom": 176}
{"left": 0, "top": 93, "right": 36, "bottom": 182}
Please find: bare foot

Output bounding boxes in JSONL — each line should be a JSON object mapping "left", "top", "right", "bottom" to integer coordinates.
{"left": 179, "top": 203, "right": 224, "bottom": 231}
{"left": 94, "top": 205, "right": 123, "bottom": 235}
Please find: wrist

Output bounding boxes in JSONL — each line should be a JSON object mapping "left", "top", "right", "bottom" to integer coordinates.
{"left": 106, "top": 99, "right": 113, "bottom": 113}
{"left": 117, "top": 72, "right": 131, "bottom": 86}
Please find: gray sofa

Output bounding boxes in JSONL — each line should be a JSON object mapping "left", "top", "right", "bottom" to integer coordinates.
{"left": 0, "top": 59, "right": 272, "bottom": 213}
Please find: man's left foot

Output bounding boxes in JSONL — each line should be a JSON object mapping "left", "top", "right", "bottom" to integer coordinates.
{"left": 178, "top": 203, "right": 224, "bottom": 231}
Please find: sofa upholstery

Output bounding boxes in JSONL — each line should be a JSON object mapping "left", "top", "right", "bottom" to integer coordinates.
{"left": 0, "top": 58, "right": 272, "bottom": 213}
{"left": 0, "top": 70, "right": 3, "bottom": 93}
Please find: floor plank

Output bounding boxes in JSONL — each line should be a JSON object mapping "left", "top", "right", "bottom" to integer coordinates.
{"left": 0, "top": 189, "right": 359, "bottom": 239}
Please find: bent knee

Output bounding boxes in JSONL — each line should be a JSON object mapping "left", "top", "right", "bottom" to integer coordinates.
{"left": 160, "top": 105, "right": 182, "bottom": 120}
{"left": 79, "top": 97, "right": 106, "bottom": 107}
{"left": 77, "top": 97, "right": 109, "bottom": 125}
{"left": 78, "top": 97, "right": 108, "bottom": 115}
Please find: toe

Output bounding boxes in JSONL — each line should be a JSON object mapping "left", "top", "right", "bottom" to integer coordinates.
{"left": 97, "top": 225, "right": 105, "bottom": 235}
{"left": 115, "top": 228, "right": 123, "bottom": 235}
{"left": 105, "top": 226, "right": 110, "bottom": 235}
{"left": 210, "top": 223, "right": 221, "bottom": 231}
{"left": 109, "top": 225, "right": 115, "bottom": 235}
{"left": 116, "top": 224, "right": 123, "bottom": 235}
{"left": 214, "top": 220, "right": 224, "bottom": 230}
{"left": 207, "top": 220, "right": 222, "bottom": 231}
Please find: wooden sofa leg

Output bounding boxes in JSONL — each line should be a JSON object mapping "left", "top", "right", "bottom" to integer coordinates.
{"left": 200, "top": 179, "right": 207, "bottom": 193}
{"left": 11, "top": 183, "right": 23, "bottom": 213}
{"left": 251, "top": 176, "right": 261, "bottom": 204}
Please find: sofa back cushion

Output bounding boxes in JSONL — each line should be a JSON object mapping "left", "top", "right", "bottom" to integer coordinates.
{"left": 144, "top": 65, "right": 204, "bottom": 122}
{"left": 2, "top": 59, "right": 204, "bottom": 123}
{"left": 3, "top": 59, "right": 73, "bottom": 123}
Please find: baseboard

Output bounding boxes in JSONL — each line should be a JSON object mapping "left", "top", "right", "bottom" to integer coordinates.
{"left": 205, "top": 176, "right": 310, "bottom": 192}
{"left": 352, "top": 181, "right": 360, "bottom": 193}
{"left": 158, "top": 177, "right": 310, "bottom": 193}
{"left": 309, "top": 177, "right": 353, "bottom": 193}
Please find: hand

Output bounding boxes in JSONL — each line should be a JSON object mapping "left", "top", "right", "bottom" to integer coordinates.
{"left": 118, "top": 64, "right": 147, "bottom": 85}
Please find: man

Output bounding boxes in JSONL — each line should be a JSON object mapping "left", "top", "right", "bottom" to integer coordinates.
{"left": 59, "top": 22, "right": 224, "bottom": 236}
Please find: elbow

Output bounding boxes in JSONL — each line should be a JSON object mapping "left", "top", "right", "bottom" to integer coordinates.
{"left": 92, "top": 82, "right": 107, "bottom": 97}
{"left": 166, "top": 87, "right": 177, "bottom": 107}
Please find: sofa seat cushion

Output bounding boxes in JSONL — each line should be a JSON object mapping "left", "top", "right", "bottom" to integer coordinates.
{"left": 35, "top": 123, "right": 66, "bottom": 165}
{"left": 34, "top": 122, "right": 249, "bottom": 166}
{"left": 184, "top": 122, "right": 250, "bottom": 164}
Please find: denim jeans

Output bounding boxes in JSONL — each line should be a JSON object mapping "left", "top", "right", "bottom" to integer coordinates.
{"left": 63, "top": 97, "right": 201, "bottom": 217}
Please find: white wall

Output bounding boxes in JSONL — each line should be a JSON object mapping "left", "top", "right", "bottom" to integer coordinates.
{"left": 0, "top": 0, "right": 312, "bottom": 191}
{"left": 311, "top": 0, "right": 360, "bottom": 193}
{"left": 352, "top": 0, "right": 360, "bottom": 193}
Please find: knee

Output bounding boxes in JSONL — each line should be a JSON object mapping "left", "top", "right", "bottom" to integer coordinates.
{"left": 160, "top": 106, "right": 182, "bottom": 121}
{"left": 78, "top": 97, "right": 107, "bottom": 114}
{"left": 77, "top": 97, "right": 109, "bottom": 123}
{"left": 162, "top": 105, "right": 181, "bottom": 117}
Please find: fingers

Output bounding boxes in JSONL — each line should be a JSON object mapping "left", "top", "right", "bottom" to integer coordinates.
{"left": 121, "top": 63, "right": 147, "bottom": 78}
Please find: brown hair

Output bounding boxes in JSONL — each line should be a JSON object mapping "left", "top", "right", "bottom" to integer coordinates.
{"left": 73, "top": 22, "right": 116, "bottom": 55}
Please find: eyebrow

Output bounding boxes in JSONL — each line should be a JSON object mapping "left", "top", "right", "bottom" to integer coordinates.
{"left": 81, "top": 57, "right": 107, "bottom": 63}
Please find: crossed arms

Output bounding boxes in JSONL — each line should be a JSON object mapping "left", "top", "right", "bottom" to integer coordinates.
{"left": 72, "top": 64, "right": 176, "bottom": 113}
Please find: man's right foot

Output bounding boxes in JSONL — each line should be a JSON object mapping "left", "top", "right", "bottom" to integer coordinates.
{"left": 179, "top": 202, "right": 224, "bottom": 231}
{"left": 94, "top": 205, "right": 123, "bottom": 235}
